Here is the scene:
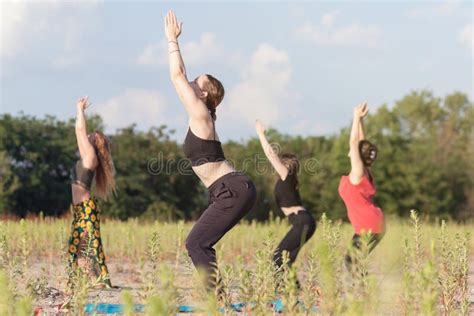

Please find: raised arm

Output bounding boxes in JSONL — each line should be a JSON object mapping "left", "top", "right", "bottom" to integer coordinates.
{"left": 165, "top": 10, "right": 209, "bottom": 121}
{"left": 75, "top": 96, "right": 97, "bottom": 168}
{"left": 358, "top": 116, "right": 366, "bottom": 141}
{"left": 255, "top": 120, "right": 289, "bottom": 180}
{"left": 349, "top": 102, "right": 368, "bottom": 184}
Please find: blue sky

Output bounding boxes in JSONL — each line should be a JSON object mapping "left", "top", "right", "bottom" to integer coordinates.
{"left": 1, "top": 1, "right": 472, "bottom": 142}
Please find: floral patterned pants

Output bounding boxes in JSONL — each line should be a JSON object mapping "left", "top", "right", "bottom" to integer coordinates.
{"left": 68, "top": 198, "right": 111, "bottom": 287}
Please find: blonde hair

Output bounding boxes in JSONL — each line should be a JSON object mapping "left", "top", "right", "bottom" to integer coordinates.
{"left": 93, "top": 131, "right": 116, "bottom": 200}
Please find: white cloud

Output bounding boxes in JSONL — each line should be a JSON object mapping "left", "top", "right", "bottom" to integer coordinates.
{"left": 291, "top": 119, "right": 331, "bottom": 135}
{"left": 221, "top": 43, "right": 294, "bottom": 127}
{"left": 136, "top": 40, "right": 166, "bottom": 67}
{"left": 458, "top": 23, "right": 473, "bottom": 57}
{"left": 137, "top": 32, "right": 221, "bottom": 68}
{"left": 405, "top": 0, "right": 462, "bottom": 18}
{"left": 184, "top": 33, "right": 222, "bottom": 66}
{"left": 1, "top": 1, "right": 30, "bottom": 58}
{"left": 93, "top": 89, "right": 168, "bottom": 132}
{"left": 436, "top": 0, "right": 461, "bottom": 15}
{"left": 295, "top": 14, "right": 381, "bottom": 48}
{"left": 0, "top": 1, "right": 100, "bottom": 66}
{"left": 52, "top": 55, "right": 84, "bottom": 70}
{"left": 321, "top": 11, "right": 339, "bottom": 27}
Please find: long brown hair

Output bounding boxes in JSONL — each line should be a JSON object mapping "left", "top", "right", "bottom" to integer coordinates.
{"left": 93, "top": 131, "right": 116, "bottom": 200}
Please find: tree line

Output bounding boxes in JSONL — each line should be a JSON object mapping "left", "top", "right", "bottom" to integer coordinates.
{"left": 1, "top": 90, "right": 472, "bottom": 221}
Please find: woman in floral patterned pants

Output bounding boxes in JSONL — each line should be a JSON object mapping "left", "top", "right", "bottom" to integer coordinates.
{"left": 69, "top": 96, "right": 116, "bottom": 288}
{"left": 68, "top": 198, "right": 111, "bottom": 287}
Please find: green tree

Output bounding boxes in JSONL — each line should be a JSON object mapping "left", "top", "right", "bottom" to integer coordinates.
{"left": 0, "top": 90, "right": 472, "bottom": 221}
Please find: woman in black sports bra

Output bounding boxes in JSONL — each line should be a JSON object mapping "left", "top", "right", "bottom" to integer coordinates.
{"left": 255, "top": 120, "right": 316, "bottom": 272}
{"left": 68, "top": 96, "right": 116, "bottom": 288}
{"left": 165, "top": 10, "right": 256, "bottom": 292}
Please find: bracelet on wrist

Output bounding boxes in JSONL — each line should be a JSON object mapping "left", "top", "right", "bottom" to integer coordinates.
{"left": 168, "top": 40, "right": 178, "bottom": 44}
{"left": 169, "top": 49, "right": 180, "bottom": 54}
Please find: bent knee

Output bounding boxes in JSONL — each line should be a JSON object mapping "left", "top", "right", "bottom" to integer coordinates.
{"left": 300, "top": 218, "right": 316, "bottom": 241}
{"left": 185, "top": 236, "right": 210, "bottom": 254}
{"left": 185, "top": 236, "right": 197, "bottom": 252}
{"left": 299, "top": 213, "right": 316, "bottom": 231}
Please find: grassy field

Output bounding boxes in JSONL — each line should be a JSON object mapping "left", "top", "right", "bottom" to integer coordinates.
{"left": 0, "top": 211, "right": 472, "bottom": 315}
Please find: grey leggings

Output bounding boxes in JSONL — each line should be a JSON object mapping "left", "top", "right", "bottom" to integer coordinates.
{"left": 185, "top": 172, "right": 257, "bottom": 289}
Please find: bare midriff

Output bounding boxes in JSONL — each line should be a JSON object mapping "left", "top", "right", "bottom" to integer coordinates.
{"left": 281, "top": 205, "right": 307, "bottom": 216}
{"left": 71, "top": 184, "right": 92, "bottom": 205}
{"left": 192, "top": 160, "right": 236, "bottom": 188}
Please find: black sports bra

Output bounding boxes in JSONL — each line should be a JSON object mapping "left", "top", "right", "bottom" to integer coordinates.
{"left": 71, "top": 160, "right": 95, "bottom": 191}
{"left": 274, "top": 173, "right": 303, "bottom": 209}
{"left": 183, "top": 126, "right": 226, "bottom": 167}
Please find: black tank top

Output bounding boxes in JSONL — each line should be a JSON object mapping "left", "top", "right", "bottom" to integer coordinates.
{"left": 183, "top": 126, "right": 226, "bottom": 167}
{"left": 274, "top": 173, "right": 302, "bottom": 209}
{"left": 71, "top": 160, "right": 95, "bottom": 190}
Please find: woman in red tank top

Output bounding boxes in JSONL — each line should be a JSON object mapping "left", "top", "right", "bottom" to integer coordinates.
{"left": 338, "top": 102, "right": 385, "bottom": 270}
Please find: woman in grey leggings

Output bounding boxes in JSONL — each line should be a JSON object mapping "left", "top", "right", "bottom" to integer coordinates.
{"left": 165, "top": 10, "right": 256, "bottom": 293}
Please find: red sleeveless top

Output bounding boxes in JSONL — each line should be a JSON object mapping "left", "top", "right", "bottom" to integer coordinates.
{"left": 338, "top": 172, "right": 384, "bottom": 234}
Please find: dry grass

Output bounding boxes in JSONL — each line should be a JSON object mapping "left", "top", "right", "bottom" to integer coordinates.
{"left": 0, "top": 212, "right": 472, "bottom": 315}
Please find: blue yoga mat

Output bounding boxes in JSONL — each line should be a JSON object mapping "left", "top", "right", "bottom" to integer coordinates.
{"left": 84, "top": 303, "right": 145, "bottom": 314}
{"left": 271, "top": 299, "right": 318, "bottom": 313}
{"left": 83, "top": 299, "right": 305, "bottom": 314}
{"left": 272, "top": 299, "right": 284, "bottom": 312}
{"left": 218, "top": 302, "right": 248, "bottom": 312}
{"left": 178, "top": 305, "right": 199, "bottom": 313}
{"left": 218, "top": 300, "right": 284, "bottom": 313}
{"left": 84, "top": 304, "right": 201, "bottom": 314}
{"left": 84, "top": 304, "right": 198, "bottom": 313}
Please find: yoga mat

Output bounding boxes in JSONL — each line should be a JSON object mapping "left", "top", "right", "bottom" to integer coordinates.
{"left": 84, "top": 304, "right": 198, "bottom": 314}
{"left": 83, "top": 300, "right": 315, "bottom": 314}
{"left": 84, "top": 303, "right": 145, "bottom": 314}
{"left": 271, "top": 299, "right": 318, "bottom": 313}
{"left": 218, "top": 302, "right": 248, "bottom": 312}
{"left": 272, "top": 299, "right": 284, "bottom": 312}
{"left": 218, "top": 300, "right": 284, "bottom": 313}
{"left": 178, "top": 305, "right": 199, "bottom": 313}
{"left": 83, "top": 302, "right": 257, "bottom": 314}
